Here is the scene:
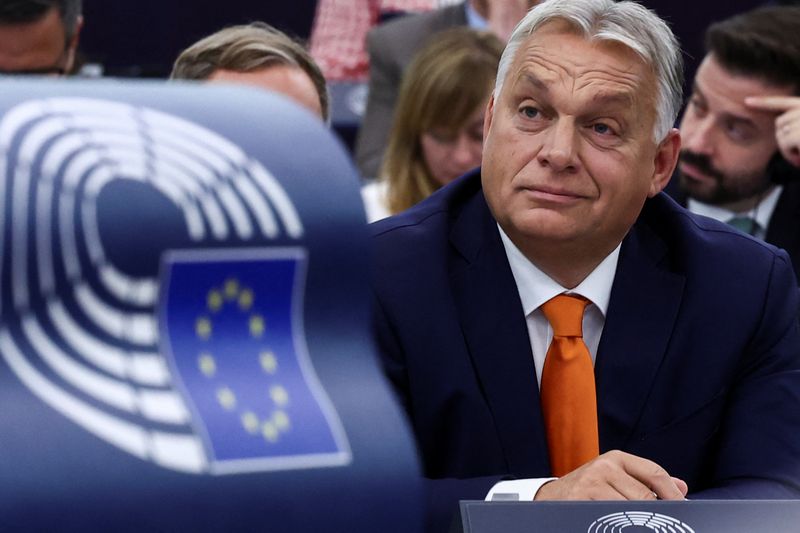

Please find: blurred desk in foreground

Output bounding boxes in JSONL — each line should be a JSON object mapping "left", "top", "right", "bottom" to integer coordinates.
{"left": 458, "top": 500, "right": 800, "bottom": 532}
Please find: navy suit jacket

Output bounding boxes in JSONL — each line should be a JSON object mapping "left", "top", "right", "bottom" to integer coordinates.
{"left": 667, "top": 179, "right": 800, "bottom": 282}
{"left": 371, "top": 170, "right": 800, "bottom": 530}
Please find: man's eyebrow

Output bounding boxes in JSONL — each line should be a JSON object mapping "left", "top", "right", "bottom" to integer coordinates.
{"left": 693, "top": 81, "right": 759, "bottom": 132}
{"left": 516, "top": 72, "right": 548, "bottom": 92}
{"left": 589, "top": 91, "right": 634, "bottom": 107}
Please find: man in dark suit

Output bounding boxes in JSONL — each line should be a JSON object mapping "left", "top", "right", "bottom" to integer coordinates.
{"left": 355, "top": 0, "right": 534, "bottom": 178}
{"left": 0, "top": 0, "right": 83, "bottom": 75}
{"left": 370, "top": 0, "right": 800, "bottom": 530}
{"left": 670, "top": 6, "right": 800, "bottom": 281}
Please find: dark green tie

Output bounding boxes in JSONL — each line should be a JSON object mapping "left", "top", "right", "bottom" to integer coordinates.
{"left": 726, "top": 216, "right": 758, "bottom": 235}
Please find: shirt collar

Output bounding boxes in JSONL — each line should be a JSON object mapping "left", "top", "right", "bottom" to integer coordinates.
{"left": 465, "top": 1, "right": 488, "bottom": 29}
{"left": 497, "top": 224, "right": 621, "bottom": 317}
{"left": 687, "top": 185, "right": 783, "bottom": 231}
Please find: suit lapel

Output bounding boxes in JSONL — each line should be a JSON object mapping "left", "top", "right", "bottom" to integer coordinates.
{"left": 449, "top": 192, "right": 551, "bottom": 477}
{"left": 595, "top": 220, "right": 685, "bottom": 451}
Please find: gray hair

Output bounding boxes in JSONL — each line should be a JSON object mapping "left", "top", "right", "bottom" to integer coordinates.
{"left": 494, "top": 0, "right": 683, "bottom": 142}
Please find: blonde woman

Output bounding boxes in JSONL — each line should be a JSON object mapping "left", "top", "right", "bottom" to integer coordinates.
{"left": 362, "top": 27, "right": 503, "bottom": 221}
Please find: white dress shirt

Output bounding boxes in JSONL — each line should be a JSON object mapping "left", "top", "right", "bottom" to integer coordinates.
{"left": 485, "top": 225, "right": 621, "bottom": 501}
{"left": 687, "top": 185, "right": 782, "bottom": 240}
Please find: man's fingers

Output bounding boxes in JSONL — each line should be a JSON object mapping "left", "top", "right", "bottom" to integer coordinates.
{"left": 745, "top": 95, "right": 800, "bottom": 112}
{"left": 620, "top": 453, "right": 686, "bottom": 500}
{"left": 671, "top": 476, "right": 689, "bottom": 497}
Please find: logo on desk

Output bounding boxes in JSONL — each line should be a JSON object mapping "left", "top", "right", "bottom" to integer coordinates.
{"left": 0, "top": 98, "right": 351, "bottom": 475}
{"left": 588, "top": 512, "right": 695, "bottom": 533}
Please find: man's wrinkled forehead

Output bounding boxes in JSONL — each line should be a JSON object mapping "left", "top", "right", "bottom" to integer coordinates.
{"left": 507, "top": 24, "right": 649, "bottom": 95}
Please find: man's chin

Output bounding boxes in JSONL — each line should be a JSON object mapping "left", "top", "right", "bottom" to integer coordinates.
{"left": 678, "top": 173, "right": 719, "bottom": 203}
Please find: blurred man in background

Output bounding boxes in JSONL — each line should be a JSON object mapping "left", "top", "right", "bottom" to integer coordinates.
{"left": 171, "top": 22, "right": 329, "bottom": 122}
{"left": 672, "top": 6, "right": 800, "bottom": 280}
{"left": 0, "top": 0, "right": 83, "bottom": 75}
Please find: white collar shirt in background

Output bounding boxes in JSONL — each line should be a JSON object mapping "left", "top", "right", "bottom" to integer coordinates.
{"left": 687, "top": 185, "right": 782, "bottom": 240}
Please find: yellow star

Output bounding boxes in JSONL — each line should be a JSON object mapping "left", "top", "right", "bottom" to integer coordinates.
{"left": 273, "top": 410, "right": 290, "bottom": 431}
{"left": 207, "top": 290, "right": 223, "bottom": 312}
{"left": 270, "top": 385, "right": 289, "bottom": 407}
{"left": 241, "top": 411, "right": 260, "bottom": 434}
{"left": 262, "top": 422, "right": 279, "bottom": 443}
{"left": 196, "top": 317, "right": 212, "bottom": 340}
{"left": 198, "top": 352, "right": 216, "bottom": 377}
{"left": 216, "top": 387, "right": 237, "bottom": 410}
{"left": 260, "top": 351, "right": 278, "bottom": 374}
{"left": 238, "top": 289, "right": 254, "bottom": 311}
{"left": 249, "top": 315, "right": 265, "bottom": 337}
{"left": 224, "top": 278, "right": 239, "bottom": 300}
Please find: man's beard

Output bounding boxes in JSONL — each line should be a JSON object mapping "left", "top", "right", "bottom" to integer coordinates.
{"left": 678, "top": 150, "right": 772, "bottom": 206}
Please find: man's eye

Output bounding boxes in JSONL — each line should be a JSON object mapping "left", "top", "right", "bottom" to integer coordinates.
{"left": 592, "top": 123, "right": 614, "bottom": 135}
{"left": 521, "top": 106, "right": 539, "bottom": 119}
{"left": 689, "top": 98, "right": 707, "bottom": 117}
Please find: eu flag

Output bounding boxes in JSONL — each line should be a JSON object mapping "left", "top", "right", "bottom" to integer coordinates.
{"left": 159, "top": 248, "right": 350, "bottom": 474}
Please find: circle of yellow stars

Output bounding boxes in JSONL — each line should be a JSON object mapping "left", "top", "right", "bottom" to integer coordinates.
{"left": 194, "top": 277, "right": 291, "bottom": 444}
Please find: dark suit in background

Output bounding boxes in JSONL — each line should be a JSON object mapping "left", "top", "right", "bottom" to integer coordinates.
{"left": 667, "top": 179, "right": 800, "bottom": 283}
{"left": 371, "top": 171, "right": 800, "bottom": 530}
{"left": 355, "top": 3, "right": 467, "bottom": 178}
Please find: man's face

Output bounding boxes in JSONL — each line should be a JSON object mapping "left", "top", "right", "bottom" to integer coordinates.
{"left": 208, "top": 65, "right": 323, "bottom": 120}
{"left": 678, "top": 54, "right": 794, "bottom": 208}
{"left": 481, "top": 22, "right": 677, "bottom": 258}
{"left": 0, "top": 7, "right": 79, "bottom": 75}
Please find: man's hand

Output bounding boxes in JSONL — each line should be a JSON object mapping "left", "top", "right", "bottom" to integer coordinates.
{"left": 745, "top": 96, "right": 800, "bottom": 168}
{"left": 534, "top": 450, "right": 688, "bottom": 501}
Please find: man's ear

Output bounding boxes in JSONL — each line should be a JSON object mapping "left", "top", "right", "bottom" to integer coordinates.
{"left": 64, "top": 15, "right": 84, "bottom": 73}
{"left": 483, "top": 93, "right": 496, "bottom": 140}
{"left": 648, "top": 128, "right": 680, "bottom": 197}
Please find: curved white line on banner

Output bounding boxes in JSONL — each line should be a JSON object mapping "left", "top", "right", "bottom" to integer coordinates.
{"left": 84, "top": 166, "right": 114, "bottom": 197}
{"left": 62, "top": 143, "right": 105, "bottom": 191}
{"left": 74, "top": 283, "right": 157, "bottom": 346}
{"left": 0, "top": 100, "right": 54, "bottom": 146}
{"left": 148, "top": 130, "right": 223, "bottom": 186}
{"left": 11, "top": 164, "right": 31, "bottom": 310}
{"left": 0, "top": 328, "right": 149, "bottom": 458}
{"left": 41, "top": 133, "right": 85, "bottom": 177}
{"left": 98, "top": 265, "right": 157, "bottom": 308}
{"left": 59, "top": 193, "right": 81, "bottom": 280}
{"left": 48, "top": 300, "right": 167, "bottom": 386}
{"left": 200, "top": 192, "right": 229, "bottom": 240}
{"left": 0, "top": 329, "right": 207, "bottom": 473}
{"left": 142, "top": 108, "right": 248, "bottom": 166}
{"left": 233, "top": 175, "right": 279, "bottom": 238}
{"left": 247, "top": 161, "right": 304, "bottom": 238}
{"left": 151, "top": 154, "right": 207, "bottom": 195}
{"left": 218, "top": 184, "right": 253, "bottom": 239}
{"left": 23, "top": 315, "right": 138, "bottom": 411}
{"left": 80, "top": 198, "right": 103, "bottom": 264}
{"left": 137, "top": 389, "right": 190, "bottom": 425}
{"left": 36, "top": 181, "right": 56, "bottom": 296}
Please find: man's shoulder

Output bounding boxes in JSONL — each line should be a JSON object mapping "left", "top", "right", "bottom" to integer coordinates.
{"left": 640, "top": 193, "right": 790, "bottom": 273}
{"left": 370, "top": 170, "right": 484, "bottom": 255}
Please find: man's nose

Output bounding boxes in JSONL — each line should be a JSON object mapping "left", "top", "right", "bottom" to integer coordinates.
{"left": 682, "top": 115, "right": 716, "bottom": 156}
{"left": 537, "top": 119, "right": 578, "bottom": 173}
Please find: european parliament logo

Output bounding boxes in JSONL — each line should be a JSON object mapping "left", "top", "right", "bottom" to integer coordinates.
{"left": 588, "top": 512, "right": 696, "bottom": 533}
{"left": 161, "top": 249, "right": 350, "bottom": 474}
{"left": 0, "top": 97, "right": 351, "bottom": 474}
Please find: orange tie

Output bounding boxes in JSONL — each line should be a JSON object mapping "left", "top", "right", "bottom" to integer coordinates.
{"left": 540, "top": 294, "right": 599, "bottom": 476}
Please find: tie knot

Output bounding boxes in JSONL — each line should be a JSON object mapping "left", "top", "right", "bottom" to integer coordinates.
{"left": 541, "top": 294, "right": 589, "bottom": 337}
{"left": 726, "top": 215, "right": 758, "bottom": 235}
